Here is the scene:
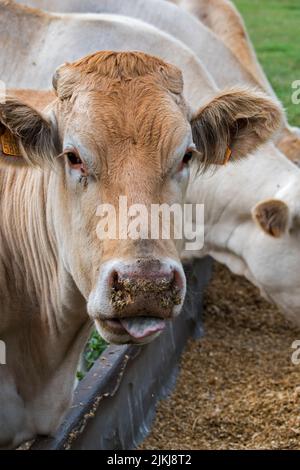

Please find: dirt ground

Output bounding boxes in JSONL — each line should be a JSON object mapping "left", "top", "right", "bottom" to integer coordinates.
{"left": 140, "top": 263, "right": 300, "bottom": 450}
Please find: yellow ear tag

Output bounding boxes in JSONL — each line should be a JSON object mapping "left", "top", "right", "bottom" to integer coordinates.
{"left": 223, "top": 146, "right": 232, "bottom": 165}
{"left": 0, "top": 128, "right": 22, "bottom": 158}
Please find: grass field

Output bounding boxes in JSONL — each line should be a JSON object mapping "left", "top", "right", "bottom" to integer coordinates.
{"left": 234, "top": 0, "right": 300, "bottom": 126}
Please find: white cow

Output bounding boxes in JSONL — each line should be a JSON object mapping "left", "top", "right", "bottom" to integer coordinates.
{"left": 186, "top": 146, "right": 300, "bottom": 326}
{"left": 170, "top": 0, "right": 300, "bottom": 163}
{"left": 0, "top": 0, "right": 215, "bottom": 106}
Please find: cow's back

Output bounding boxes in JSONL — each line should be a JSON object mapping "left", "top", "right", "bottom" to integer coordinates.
{"left": 0, "top": 5, "right": 216, "bottom": 106}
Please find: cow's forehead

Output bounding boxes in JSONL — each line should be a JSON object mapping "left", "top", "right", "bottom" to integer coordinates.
{"left": 69, "top": 78, "right": 187, "bottom": 114}
{"left": 62, "top": 87, "right": 190, "bottom": 155}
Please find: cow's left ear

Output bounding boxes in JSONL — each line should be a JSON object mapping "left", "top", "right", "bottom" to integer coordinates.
{"left": 252, "top": 199, "right": 289, "bottom": 238}
{"left": 191, "top": 88, "right": 283, "bottom": 167}
{"left": 0, "top": 97, "right": 58, "bottom": 167}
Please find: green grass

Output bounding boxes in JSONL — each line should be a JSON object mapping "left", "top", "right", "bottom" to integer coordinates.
{"left": 77, "top": 331, "right": 108, "bottom": 380}
{"left": 234, "top": 0, "right": 300, "bottom": 126}
{"left": 84, "top": 330, "right": 108, "bottom": 371}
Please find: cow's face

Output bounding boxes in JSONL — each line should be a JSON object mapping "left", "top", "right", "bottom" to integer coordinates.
{"left": 52, "top": 60, "right": 192, "bottom": 344}
{"left": 0, "top": 51, "right": 282, "bottom": 344}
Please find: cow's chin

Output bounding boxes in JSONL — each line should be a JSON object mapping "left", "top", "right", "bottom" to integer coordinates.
{"left": 94, "top": 319, "right": 163, "bottom": 345}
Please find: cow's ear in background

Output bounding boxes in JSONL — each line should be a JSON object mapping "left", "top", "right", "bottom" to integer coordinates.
{"left": 252, "top": 199, "right": 289, "bottom": 238}
{"left": 191, "top": 88, "right": 283, "bottom": 168}
{"left": 0, "top": 97, "right": 58, "bottom": 168}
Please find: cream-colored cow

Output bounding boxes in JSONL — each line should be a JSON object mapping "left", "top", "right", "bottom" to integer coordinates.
{"left": 170, "top": 0, "right": 300, "bottom": 164}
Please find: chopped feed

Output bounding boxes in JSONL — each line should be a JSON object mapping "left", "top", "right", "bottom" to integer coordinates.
{"left": 111, "top": 278, "right": 182, "bottom": 311}
{"left": 140, "top": 263, "right": 300, "bottom": 450}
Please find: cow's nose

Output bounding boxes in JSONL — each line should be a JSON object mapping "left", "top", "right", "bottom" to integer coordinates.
{"left": 112, "top": 258, "right": 173, "bottom": 283}
{"left": 107, "top": 258, "right": 185, "bottom": 319}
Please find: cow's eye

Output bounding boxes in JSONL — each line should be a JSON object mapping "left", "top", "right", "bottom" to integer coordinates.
{"left": 182, "top": 151, "right": 193, "bottom": 165}
{"left": 66, "top": 151, "right": 82, "bottom": 167}
{"left": 176, "top": 149, "right": 194, "bottom": 174}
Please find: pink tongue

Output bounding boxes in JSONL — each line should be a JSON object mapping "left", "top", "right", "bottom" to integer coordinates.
{"left": 120, "top": 317, "right": 166, "bottom": 339}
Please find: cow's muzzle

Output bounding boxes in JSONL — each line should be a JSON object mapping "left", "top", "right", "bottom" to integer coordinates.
{"left": 88, "top": 258, "right": 186, "bottom": 344}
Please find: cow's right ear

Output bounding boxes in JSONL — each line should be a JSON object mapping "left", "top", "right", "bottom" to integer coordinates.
{"left": 0, "top": 98, "right": 58, "bottom": 167}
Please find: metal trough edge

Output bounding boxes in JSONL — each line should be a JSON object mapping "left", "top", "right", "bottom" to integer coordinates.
{"left": 31, "top": 257, "right": 212, "bottom": 450}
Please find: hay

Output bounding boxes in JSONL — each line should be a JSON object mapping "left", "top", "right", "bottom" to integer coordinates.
{"left": 111, "top": 278, "right": 181, "bottom": 311}
{"left": 140, "top": 263, "right": 300, "bottom": 450}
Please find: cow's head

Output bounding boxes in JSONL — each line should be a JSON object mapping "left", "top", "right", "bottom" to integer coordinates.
{"left": 0, "top": 51, "right": 282, "bottom": 344}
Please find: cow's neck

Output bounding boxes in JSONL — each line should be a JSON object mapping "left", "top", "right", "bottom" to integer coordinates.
{"left": 0, "top": 166, "right": 92, "bottom": 447}
{"left": 187, "top": 143, "right": 298, "bottom": 279}
{"left": 1, "top": 167, "right": 84, "bottom": 321}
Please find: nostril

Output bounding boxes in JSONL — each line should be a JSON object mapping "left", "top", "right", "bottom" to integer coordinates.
{"left": 108, "top": 270, "right": 119, "bottom": 288}
{"left": 173, "top": 268, "right": 184, "bottom": 290}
